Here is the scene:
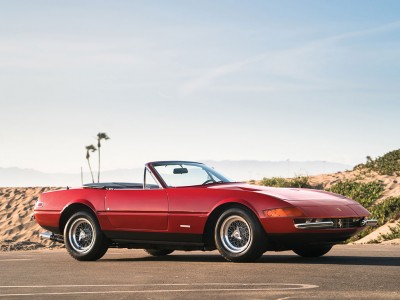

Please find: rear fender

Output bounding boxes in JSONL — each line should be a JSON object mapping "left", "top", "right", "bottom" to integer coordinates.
{"left": 58, "top": 199, "right": 98, "bottom": 233}
{"left": 61, "top": 199, "right": 97, "bottom": 215}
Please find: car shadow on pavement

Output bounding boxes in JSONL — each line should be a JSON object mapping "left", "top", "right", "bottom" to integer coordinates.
{"left": 101, "top": 254, "right": 226, "bottom": 263}
{"left": 101, "top": 254, "right": 400, "bottom": 267}
{"left": 259, "top": 255, "right": 400, "bottom": 267}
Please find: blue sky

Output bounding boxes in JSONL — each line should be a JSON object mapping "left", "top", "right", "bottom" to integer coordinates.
{"left": 0, "top": 0, "right": 399, "bottom": 173}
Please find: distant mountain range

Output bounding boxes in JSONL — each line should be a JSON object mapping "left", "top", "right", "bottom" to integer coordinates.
{"left": 0, "top": 160, "right": 351, "bottom": 187}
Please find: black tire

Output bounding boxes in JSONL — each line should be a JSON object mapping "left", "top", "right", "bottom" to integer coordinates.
{"left": 292, "top": 245, "right": 332, "bottom": 258}
{"left": 144, "top": 249, "right": 174, "bottom": 256}
{"left": 64, "top": 211, "right": 109, "bottom": 261}
{"left": 214, "top": 207, "right": 266, "bottom": 262}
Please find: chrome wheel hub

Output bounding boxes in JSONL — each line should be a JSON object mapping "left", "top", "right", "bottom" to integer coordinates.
{"left": 68, "top": 218, "right": 95, "bottom": 253}
{"left": 220, "top": 215, "right": 252, "bottom": 253}
{"left": 79, "top": 229, "right": 87, "bottom": 241}
{"left": 231, "top": 227, "right": 242, "bottom": 240}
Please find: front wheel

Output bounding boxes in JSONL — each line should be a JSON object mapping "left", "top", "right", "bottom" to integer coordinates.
{"left": 64, "top": 211, "right": 109, "bottom": 261}
{"left": 215, "top": 208, "right": 266, "bottom": 262}
{"left": 292, "top": 245, "right": 332, "bottom": 257}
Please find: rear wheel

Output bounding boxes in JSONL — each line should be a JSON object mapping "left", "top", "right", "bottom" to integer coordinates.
{"left": 144, "top": 249, "right": 174, "bottom": 256}
{"left": 215, "top": 208, "right": 266, "bottom": 262}
{"left": 292, "top": 245, "right": 332, "bottom": 257}
{"left": 64, "top": 211, "right": 109, "bottom": 261}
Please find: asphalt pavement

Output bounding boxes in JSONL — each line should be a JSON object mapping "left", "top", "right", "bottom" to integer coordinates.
{"left": 0, "top": 244, "right": 399, "bottom": 299}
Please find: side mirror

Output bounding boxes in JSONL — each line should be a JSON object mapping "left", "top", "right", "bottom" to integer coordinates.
{"left": 173, "top": 167, "right": 188, "bottom": 174}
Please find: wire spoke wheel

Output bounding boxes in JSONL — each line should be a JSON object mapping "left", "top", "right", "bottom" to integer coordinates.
{"left": 64, "top": 211, "right": 109, "bottom": 261}
{"left": 220, "top": 215, "right": 252, "bottom": 253}
{"left": 215, "top": 208, "right": 265, "bottom": 262}
{"left": 68, "top": 218, "right": 96, "bottom": 253}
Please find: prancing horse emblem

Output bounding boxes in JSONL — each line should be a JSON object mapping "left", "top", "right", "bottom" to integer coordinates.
{"left": 338, "top": 219, "right": 343, "bottom": 228}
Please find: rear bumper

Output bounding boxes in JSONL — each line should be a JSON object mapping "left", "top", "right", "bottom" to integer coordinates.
{"left": 34, "top": 211, "right": 62, "bottom": 234}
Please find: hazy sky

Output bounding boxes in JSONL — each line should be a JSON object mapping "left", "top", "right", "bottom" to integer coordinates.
{"left": 1, "top": 0, "right": 399, "bottom": 173}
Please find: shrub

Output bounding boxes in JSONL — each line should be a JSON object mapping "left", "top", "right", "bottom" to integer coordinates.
{"left": 260, "top": 177, "right": 289, "bottom": 187}
{"left": 328, "top": 180, "right": 384, "bottom": 208}
{"left": 356, "top": 149, "right": 400, "bottom": 176}
{"left": 260, "top": 176, "right": 313, "bottom": 188}
{"left": 378, "top": 223, "right": 400, "bottom": 240}
{"left": 369, "top": 197, "right": 400, "bottom": 224}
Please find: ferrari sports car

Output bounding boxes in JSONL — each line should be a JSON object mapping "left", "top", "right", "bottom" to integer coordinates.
{"left": 34, "top": 161, "right": 377, "bottom": 262}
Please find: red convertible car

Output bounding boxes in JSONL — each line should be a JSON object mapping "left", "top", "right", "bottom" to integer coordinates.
{"left": 34, "top": 161, "right": 376, "bottom": 262}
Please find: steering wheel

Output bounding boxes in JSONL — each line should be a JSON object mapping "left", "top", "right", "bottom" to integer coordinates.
{"left": 202, "top": 179, "right": 215, "bottom": 185}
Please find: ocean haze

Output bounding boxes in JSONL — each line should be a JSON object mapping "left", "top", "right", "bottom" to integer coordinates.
{"left": 0, "top": 160, "right": 351, "bottom": 187}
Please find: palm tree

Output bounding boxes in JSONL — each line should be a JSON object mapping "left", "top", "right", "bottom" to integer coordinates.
{"left": 85, "top": 145, "right": 97, "bottom": 183}
{"left": 97, "top": 132, "right": 110, "bottom": 183}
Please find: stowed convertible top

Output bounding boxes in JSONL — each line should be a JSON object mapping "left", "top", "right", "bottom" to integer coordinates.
{"left": 83, "top": 182, "right": 143, "bottom": 189}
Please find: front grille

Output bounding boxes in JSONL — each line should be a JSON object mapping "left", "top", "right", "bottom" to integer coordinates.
{"left": 294, "top": 218, "right": 363, "bottom": 229}
{"left": 331, "top": 218, "right": 362, "bottom": 228}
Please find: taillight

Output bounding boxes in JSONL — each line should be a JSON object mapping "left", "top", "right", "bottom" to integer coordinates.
{"left": 34, "top": 198, "right": 45, "bottom": 209}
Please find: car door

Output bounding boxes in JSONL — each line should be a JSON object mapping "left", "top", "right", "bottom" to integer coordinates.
{"left": 167, "top": 187, "right": 218, "bottom": 235}
{"left": 105, "top": 189, "right": 168, "bottom": 231}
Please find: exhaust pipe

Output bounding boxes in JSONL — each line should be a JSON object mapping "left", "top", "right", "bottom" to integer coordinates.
{"left": 40, "top": 232, "right": 64, "bottom": 243}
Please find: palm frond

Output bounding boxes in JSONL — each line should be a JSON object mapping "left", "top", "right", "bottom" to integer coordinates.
{"left": 97, "top": 132, "right": 110, "bottom": 140}
{"left": 86, "top": 145, "right": 97, "bottom": 152}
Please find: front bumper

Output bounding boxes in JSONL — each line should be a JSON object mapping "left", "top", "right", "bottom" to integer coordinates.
{"left": 294, "top": 221, "right": 334, "bottom": 229}
{"left": 360, "top": 219, "right": 378, "bottom": 226}
{"left": 294, "top": 219, "right": 378, "bottom": 229}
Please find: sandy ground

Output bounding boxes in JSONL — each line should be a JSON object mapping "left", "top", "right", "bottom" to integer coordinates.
{"left": 0, "top": 187, "right": 62, "bottom": 251}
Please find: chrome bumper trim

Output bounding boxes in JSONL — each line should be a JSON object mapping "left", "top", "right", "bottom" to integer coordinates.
{"left": 361, "top": 219, "right": 378, "bottom": 227}
{"left": 295, "top": 221, "right": 334, "bottom": 229}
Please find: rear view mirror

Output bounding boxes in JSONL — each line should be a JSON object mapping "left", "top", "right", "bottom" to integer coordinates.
{"left": 173, "top": 167, "right": 188, "bottom": 174}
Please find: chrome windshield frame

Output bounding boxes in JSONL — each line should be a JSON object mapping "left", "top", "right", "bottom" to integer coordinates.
{"left": 143, "top": 165, "right": 164, "bottom": 189}
{"left": 147, "top": 161, "right": 231, "bottom": 188}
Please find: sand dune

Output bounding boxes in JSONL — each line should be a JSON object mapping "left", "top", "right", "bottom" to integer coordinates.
{"left": 0, "top": 187, "right": 62, "bottom": 251}
{"left": 309, "top": 169, "right": 400, "bottom": 202}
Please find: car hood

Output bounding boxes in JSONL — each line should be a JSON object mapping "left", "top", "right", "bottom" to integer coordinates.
{"left": 211, "top": 183, "right": 356, "bottom": 206}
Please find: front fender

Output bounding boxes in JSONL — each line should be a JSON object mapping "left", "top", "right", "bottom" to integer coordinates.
{"left": 209, "top": 197, "right": 260, "bottom": 218}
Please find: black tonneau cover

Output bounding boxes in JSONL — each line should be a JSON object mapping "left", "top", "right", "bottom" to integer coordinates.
{"left": 83, "top": 182, "right": 143, "bottom": 189}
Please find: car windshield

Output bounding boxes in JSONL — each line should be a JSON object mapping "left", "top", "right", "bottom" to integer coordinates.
{"left": 152, "top": 162, "right": 232, "bottom": 187}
